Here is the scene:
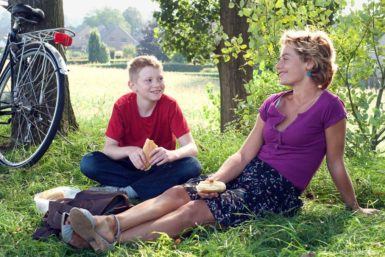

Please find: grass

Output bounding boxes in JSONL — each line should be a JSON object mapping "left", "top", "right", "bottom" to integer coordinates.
{"left": 0, "top": 66, "right": 384, "bottom": 256}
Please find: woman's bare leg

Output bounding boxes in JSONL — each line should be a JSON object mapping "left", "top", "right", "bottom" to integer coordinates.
{"left": 91, "top": 186, "right": 192, "bottom": 242}
{"left": 119, "top": 199, "right": 215, "bottom": 242}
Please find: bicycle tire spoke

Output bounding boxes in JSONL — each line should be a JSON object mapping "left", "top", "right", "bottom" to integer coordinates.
{"left": 0, "top": 44, "right": 64, "bottom": 167}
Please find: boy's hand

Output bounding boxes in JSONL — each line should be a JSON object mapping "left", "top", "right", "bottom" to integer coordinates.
{"left": 127, "top": 147, "right": 147, "bottom": 170}
{"left": 150, "top": 147, "right": 176, "bottom": 166}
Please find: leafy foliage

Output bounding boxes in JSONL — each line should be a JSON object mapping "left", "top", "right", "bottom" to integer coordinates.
{"left": 88, "top": 29, "right": 110, "bottom": 63}
{"left": 332, "top": 1, "right": 385, "bottom": 156}
{"left": 84, "top": 7, "right": 131, "bottom": 33}
{"left": 154, "top": 0, "right": 220, "bottom": 63}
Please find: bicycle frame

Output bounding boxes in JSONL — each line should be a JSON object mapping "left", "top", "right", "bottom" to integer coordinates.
{"left": 0, "top": 2, "right": 75, "bottom": 167}
{"left": 0, "top": 12, "right": 74, "bottom": 121}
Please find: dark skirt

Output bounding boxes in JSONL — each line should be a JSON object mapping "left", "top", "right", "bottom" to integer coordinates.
{"left": 183, "top": 157, "right": 303, "bottom": 227}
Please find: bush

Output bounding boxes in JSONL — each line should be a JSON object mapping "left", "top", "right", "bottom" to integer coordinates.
{"left": 230, "top": 62, "right": 284, "bottom": 133}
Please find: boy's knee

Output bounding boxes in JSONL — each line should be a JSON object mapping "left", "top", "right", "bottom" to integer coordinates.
{"left": 80, "top": 151, "right": 103, "bottom": 177}
{"left": 181, "top": 157, "right": 202, "bottom": 177}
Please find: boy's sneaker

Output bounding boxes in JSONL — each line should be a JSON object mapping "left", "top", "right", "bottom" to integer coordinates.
{"left": 88, "top": 185, "right": 120, "bottom": 193}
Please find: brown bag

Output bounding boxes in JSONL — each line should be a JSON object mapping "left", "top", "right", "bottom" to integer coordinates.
{"left": 33, "top": 190, "right": 132, "bottom": 240}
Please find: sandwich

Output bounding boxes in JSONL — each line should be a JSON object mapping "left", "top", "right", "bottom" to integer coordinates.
{"left": 196, "top": 180, "right": 226, "bottom": 193}
{"left": 143, "top": 138, "right": 158, "bottom": 171}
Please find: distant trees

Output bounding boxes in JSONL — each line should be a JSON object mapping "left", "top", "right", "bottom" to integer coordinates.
{"left": 136, "top": 21, "right": 168, "bottom": 62}
{"left": 84, "top": 8, "right": 130, "bottom": 33}
{"left": 88, "top": 29, "right": 109, "bottom": 63}
{"left": 123, "top": 7, "right": 144, "bottom": 39}
{"left": 82, "top": 6, "right": 145, "bottom": 39}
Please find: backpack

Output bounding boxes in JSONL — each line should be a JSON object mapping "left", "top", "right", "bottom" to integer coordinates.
{"left": 33, "top": 190, "right": 132, "bottom": 240}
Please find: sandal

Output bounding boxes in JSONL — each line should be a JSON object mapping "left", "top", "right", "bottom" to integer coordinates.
{"left": 69, "top": 207, "right": 121, "bottom": 252}
{"left": 61, "top": 212, "right": 73, "bottom": 244}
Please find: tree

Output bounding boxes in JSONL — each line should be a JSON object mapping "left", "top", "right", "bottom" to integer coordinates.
{"left": 9, "top": 0, "right": 78, "bottom": 132}
{"left": 88, "top": 29, "right": 101, "bottom": 62}
{"left": 98, "top": 43, "right": 110, "bottom": 63}
{"left": 123, "top": 7, "right": 144, "bottom": 39}
{"left": 332, "top": 1, "right": 385, "bottom": 155}
{"left": 136, "top": 21, "right": 169, "bottom": 62}
{"left": 155, "top": 0, "right": 251, "bottom": 131}
{"left": 154, "top": 0, "right": 343, "bottom": 131}
{"left": 84, "top": 7, "right": 131, "bottom": 33}
{"left": 88, "top": 29, "right": 109, "bottom": 63}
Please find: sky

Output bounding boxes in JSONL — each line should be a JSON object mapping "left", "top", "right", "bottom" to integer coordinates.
{"left": 0, "top": 0, "right": 368, "bottom": 28}
{"left": 63, "top": 0, "right": 160, "bottom": 26}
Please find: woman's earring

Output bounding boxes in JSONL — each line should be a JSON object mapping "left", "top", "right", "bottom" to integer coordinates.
{"left": 318, "top": 85, "right": 323, "bottom": 89}
{"left": 306, "top": 70, "right": 312, "bottom": 77}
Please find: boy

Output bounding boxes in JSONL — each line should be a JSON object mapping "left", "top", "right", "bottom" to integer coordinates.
{"left": 80, "top": 55, "right": 201, "bottom": 200}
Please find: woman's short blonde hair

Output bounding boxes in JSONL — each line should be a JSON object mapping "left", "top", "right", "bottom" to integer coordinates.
{"left": 127, "top": 55, "right": 163, "bottom": 82}
{"left": 280, "top": 30, "right": 337, "bottom": 89}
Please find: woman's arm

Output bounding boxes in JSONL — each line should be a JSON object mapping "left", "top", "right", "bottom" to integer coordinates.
{"left": 209, "top": 116, "right": 265, "bottom": 183}
{"left": 325, "top": 119, "right": 378, "bottom": 214}
{"left": 150, "top": 132, "right": 198, "bottom": 166}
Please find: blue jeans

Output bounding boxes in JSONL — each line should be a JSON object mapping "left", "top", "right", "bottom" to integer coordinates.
{"left": 80, "top": 151, "right": 201, "bottom": 200}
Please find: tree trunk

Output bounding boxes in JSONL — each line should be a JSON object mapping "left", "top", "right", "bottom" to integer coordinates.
{"left": 217, "top": 0, "right": 253, "bottom": 131}
{"left": 9, "top": 0, "right": 78, "bottom": 132}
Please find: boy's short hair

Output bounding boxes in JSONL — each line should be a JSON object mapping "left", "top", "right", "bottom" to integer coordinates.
{"left": 127, "top": 55, "right": 163, "bottom": 82}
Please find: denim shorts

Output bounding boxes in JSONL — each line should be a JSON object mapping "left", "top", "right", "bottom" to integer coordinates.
{"left": 183, "top": 157, "right": 303, "bottom": 227}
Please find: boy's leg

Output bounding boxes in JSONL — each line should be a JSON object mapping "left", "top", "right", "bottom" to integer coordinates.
{"left": 130, "top": 157, "right": 201, "bottom": 200}
{"left": 80, "top": 151, "right": 147, "bottom": 187}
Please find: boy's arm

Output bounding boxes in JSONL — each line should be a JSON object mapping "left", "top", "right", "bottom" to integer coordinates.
{"left": 174, "top": 132, "right": 198, "bottom": 158}
{"left": 102, "top": 137, "right": 147, "bottom": 170}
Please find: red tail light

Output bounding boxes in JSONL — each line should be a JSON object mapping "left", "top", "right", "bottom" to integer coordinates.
{"left": 54, "top": 32, "right": 72, "bottom": 46}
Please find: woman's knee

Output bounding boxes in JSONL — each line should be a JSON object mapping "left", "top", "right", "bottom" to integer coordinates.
{"left": 178, "top": 200, "right": 214, "bottom": 226}
{"left": 162, "top": 186, "right": 190, "bottom": 205}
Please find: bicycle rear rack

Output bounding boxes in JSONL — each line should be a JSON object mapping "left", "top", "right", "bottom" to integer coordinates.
{"left": 20, "top": 28, "right": 75, "bottom": 46}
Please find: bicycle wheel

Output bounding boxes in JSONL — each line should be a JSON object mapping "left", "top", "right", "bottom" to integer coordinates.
{"left": 0, "top": 43, "right": 65, "bottom": 168}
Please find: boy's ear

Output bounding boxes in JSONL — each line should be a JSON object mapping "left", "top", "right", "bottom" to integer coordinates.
{"left": 128, "top": 81, "right": 135, "bottom": 90}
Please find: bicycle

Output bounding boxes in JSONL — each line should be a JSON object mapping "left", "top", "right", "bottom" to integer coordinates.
{"left": 0, "top": 2, "right": 74, "bottom": 168}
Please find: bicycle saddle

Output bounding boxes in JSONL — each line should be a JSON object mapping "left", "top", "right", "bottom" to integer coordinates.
{"left": 12, "top": 3, "right": 45, "bottom": 23}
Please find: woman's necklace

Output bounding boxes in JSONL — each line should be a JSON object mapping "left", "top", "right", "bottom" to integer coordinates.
{"left": 292, "top": 91, "right": 323, "bottom": 115}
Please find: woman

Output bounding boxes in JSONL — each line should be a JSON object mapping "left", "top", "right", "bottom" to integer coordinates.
{"left": 66, "top": 30, "right": 378, "bottom": 252}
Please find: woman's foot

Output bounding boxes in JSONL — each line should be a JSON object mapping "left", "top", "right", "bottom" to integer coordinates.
{"left": 69, "top": 208, "right": 121, "bottom": 252}
{"left": 62, "top": 213, "right": 91, "bottom": 249}
{"left": 93, "top": 214, "right": 120, "bottom": 244}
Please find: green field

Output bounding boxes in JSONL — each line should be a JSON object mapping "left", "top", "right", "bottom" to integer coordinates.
{"left": 0, "top": 66, "right": 384, "bottom": 257}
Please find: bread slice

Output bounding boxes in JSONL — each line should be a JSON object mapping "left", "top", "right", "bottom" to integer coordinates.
{"left": 39, "top": 188, "right": 65, "bottom": 200}
{"left": 143, "top": 139, "right": 158, "bottom": 171}
{"left": 196, "top": 180, "right": 226, "bottom": 193}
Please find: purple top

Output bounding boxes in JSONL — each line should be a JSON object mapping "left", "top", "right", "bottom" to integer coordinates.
{"left": 258, "top": 90, "right": 347, "bottom": 191}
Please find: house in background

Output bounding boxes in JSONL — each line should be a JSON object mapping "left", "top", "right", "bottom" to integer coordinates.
{"left": 71, "top": 24, "right": 138, "bottom": 52}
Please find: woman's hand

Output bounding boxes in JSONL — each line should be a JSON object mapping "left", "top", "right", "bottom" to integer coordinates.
{"left": 197, "top": 191, "right": 219, "bottom": 199}
{"left": 196, "top": 178, "right": 223, "bottom": 199}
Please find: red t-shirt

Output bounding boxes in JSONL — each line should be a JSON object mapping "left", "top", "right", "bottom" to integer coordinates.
{"left": 105, "top": 93, "right": 190, "bottom": 150}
